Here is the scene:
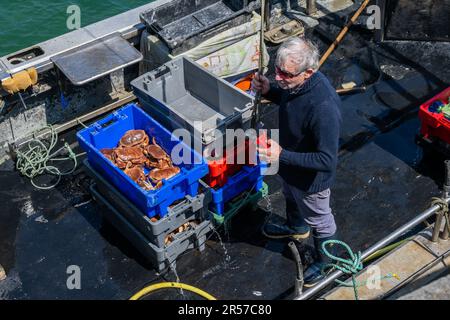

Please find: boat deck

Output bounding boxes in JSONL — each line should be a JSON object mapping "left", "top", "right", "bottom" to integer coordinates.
{"left": 1, "top": 1, "right": 449, "bottom": 300}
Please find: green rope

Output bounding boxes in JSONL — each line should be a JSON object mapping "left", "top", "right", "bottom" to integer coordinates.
{"left": 15, "top": 125, "right": 84, "bottom": 190}
{"left": 321, "top": 240, "right": 364, "bottom": 300}
{"left": 320, "top": 240, "right": 406, "bottom": 300}
{"left": 347, "top": 273, "right": 400, "bottom": 288}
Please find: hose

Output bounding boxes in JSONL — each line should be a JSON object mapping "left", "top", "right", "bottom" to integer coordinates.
{"left": 129, "top": 282, "right": 217, "bottom": 300}
{"left": 362, "top": 237, "right": 411, "bottom": 263}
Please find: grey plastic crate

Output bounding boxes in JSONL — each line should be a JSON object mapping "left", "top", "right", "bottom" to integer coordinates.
{"left": 140, "top": 0, "right": 259, "bottom": 55}
{"left": 83, "top": 159, "right": 212, "bottom": 248}
{"left": 131, "top": 57, "right": 254, "bottom": 148}
{"left": 91, "top": 184, "right": 213, "bottom": 272}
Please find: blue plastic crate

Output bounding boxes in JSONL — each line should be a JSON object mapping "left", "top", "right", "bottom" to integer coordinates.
{"left": 209, "top": 162, "right": 266, "bottom": 216}
{"left": 77, "top": 103, "right": 209, "bottom": 218}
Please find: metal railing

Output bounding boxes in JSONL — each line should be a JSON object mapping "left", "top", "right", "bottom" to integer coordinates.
{"left": 295, "top": 160, "right": 450, "bottom": 300}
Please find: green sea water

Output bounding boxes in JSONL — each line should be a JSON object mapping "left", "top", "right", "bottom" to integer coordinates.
{"left": 0, "top": 0, "right": 154, "bottom": 57}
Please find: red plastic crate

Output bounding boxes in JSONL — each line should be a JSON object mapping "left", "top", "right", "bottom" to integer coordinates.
{"left": 418, "top": 87, "right": 450, "bottom": 145}
{"left": 206, "top": 139, "right": 260, "bottom": 188}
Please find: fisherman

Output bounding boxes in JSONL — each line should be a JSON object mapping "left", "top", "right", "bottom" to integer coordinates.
{"left": 252, "top": 37, "right": 342, "bottom": 287}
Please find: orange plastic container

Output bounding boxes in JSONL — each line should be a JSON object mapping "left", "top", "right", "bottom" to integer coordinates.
{"left": 205, "top": 140, "right": 255, "bottom": 188}
{"left": 234, "top": 73, "right": 254, "bottom": 92}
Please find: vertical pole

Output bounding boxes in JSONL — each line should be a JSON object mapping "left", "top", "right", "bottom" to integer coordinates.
{"left": 251, "top": 0, "right": 266, "bottom": 129}
{"left": 265, "top": 0, "right": 271, "bottom": 32}
{"left": 442, "top": 216, "right": 450, "bottom": 240}
{"left": 288, "top": 241, "right": 304, "bottom": 297}
{"left": 306, "top": 0, "right": 317, "bottom": 16}
{"left": 441, "top": 160, "right": 450, "bottom": 240}
{"left": 432, "top": 213, "right": 444, "bottom": 242}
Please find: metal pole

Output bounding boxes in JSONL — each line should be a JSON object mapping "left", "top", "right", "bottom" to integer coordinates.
{"left": 251, "top": 0, "right": 266, "bottom": 129}
{"left": 295, "top": 200, "right": 449, "bottom": 300}
{"left": 378, "top": 248, "right": 450, "bottom": 300}
{"left": 442, "top": 217, "right": 450, "bottom": 240}
{"left": 432, "top": 212, "right": 444, "bottom": 242}
{"left": 441, "top": 160, "right": 450, "bottom": 240}
{"left": 288, "top": 241, "right": 304, "bottom": 297}
{"left": 306, "top": 0, "right": 317, "bottom": 16}
{"left": 265, "top": 0, "right": 271, "bottom": 32}
{"left": 444, "top": 160, "right": 450, "bottom": 199}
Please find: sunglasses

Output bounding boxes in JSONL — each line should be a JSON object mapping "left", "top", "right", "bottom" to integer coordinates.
{"left": 275, "top": 66, "right": 303, "bottom": 79}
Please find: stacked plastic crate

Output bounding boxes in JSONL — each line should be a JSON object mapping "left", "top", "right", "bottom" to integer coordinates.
{"left": 205, "top": 141, "right": 268, "bottom": 226}
{"left": 131, "top": 57, "right": 268, "bottom": 227}
{"left": 418, "top": 87, "right": 450, "bottom": 146}
{"left": 77, "top": 104, "right": 212, "bottom": 272}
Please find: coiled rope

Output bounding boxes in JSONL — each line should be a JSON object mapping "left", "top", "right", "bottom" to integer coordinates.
{"left": 321, "top": 240, "right": 404, "bottom": 300}
{"left": 15, "top": 125, "right": 85, "bottom": 190}
{"left": 321, "top": 240, "right": 364, "bottom": 300}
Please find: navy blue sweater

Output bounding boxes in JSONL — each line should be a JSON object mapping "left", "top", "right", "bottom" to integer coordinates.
{"left": 264, "top": 71, "right": 342, "bottom": 192}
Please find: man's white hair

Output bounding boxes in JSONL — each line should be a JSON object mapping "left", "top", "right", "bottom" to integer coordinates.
{"left": 275, "top": 37, "right": 320, "bottom": 74}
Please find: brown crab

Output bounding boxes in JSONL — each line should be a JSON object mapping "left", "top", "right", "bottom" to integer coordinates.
{"left": 164, "top": 222, "right": 191, "bottom": 245}
{"left": 112, "top": 146, "right": 148, "bottom": 169}
{"left": 144, "top": 137, "right": 173, "bottom": 169}
{"left": 123, "top": 166, "right": 159, "bottom": 191}
{"left": 123, "top": 166, "right": 150, "bottom": 188}
{"left": 100, "top": 148, "right": 115, "bottom": 163}
{"left": 119, "top": 130, "right": 149, "bottom": 148}
{"left": 148, "top": 166, "right": 180, "bottom": 183}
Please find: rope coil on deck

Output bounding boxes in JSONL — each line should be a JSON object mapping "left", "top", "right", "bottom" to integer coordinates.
{"left": 15, "top": 125, "right": 84, "bottom": 190}
{"left": 321, "top": 240, "right": 364, "bottom": 300}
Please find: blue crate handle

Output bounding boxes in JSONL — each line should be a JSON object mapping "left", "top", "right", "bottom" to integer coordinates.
{"left": 91, "top": 110, "right": 127, "bottom": 134}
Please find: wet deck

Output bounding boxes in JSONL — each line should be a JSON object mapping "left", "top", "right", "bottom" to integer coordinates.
{"left": 1, "top": 1, "right": 449, "bottom": 300}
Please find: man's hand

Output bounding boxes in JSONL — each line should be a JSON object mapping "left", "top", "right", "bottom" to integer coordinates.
{"left": 257, "top": 138, "right": 282, "bottom": 163}
{"left": 251, "top": 72, "right": 270, "bottom": 95}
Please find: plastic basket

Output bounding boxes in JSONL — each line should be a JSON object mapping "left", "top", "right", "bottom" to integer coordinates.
{"left": 209, "top": 161, "right": 266, "bottom": 215}
{"left": 77, "top": 103, "right": 208, "bottom": 218}
{"left": 418, "top": 87, "right": 450, "bottom": 145}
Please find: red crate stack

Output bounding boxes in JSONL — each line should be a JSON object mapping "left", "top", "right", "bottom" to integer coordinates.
{"left": 205, "top": 139, "right": 252, "bottom": 188}
{"left": 205, "top": 133, "right": 269, "bottom": 188}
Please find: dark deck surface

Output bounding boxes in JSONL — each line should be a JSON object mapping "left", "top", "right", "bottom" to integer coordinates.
{"left": 1, "top": 1, "right": 449, "bottom": 300}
